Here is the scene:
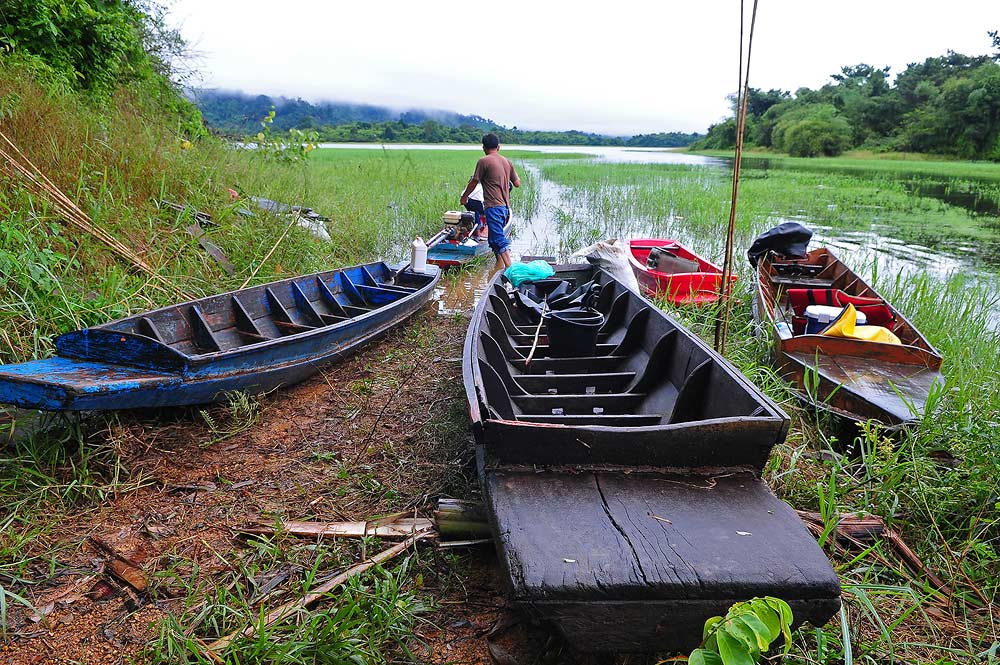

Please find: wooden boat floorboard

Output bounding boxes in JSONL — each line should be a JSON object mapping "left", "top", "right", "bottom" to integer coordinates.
{"left": 786, "top": 351, "right": 940, "bottom": 423}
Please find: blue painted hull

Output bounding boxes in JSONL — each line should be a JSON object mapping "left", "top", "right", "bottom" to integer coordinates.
{"left": 0, "top": 262, "right": 440, "bottom": 411}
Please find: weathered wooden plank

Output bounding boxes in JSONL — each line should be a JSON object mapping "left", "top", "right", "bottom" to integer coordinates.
{"left": 484, "top": 470, "right": 840, "bottom": 652}
{"left": 487, "top": 470, "right": 839, "bottom": 602}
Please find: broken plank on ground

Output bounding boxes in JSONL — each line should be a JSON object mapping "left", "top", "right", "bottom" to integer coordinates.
{"left": 239, "top": 517, "right": 434, "bottom": 539}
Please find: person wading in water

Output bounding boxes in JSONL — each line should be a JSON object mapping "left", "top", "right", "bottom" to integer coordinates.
{"left": 460, "top": 133, "right": 520, "bottom": 269}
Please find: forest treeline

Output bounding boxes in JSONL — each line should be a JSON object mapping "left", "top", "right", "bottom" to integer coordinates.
{"left": 195, "top": 90, "right": 702, "bottom": 147}
{"left": 695, "top": 36, "right": 1000, "bottom": 159}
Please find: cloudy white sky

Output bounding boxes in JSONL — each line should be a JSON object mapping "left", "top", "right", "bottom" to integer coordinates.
{"left": 168, "top": 0, "right": 998, "bottom": 136}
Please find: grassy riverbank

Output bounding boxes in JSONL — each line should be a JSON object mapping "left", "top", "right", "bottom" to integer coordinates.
{"left": 4, "top": 65, "right": 1000, "bottom": 662}
{"left": 695, "top": 147, "right": 1000, "bottom": 181}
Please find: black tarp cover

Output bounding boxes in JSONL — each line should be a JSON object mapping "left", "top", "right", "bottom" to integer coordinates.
{"left": 747, "top": 222, "right": 813, "bottom": 267}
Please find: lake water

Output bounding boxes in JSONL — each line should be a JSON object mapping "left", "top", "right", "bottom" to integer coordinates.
{"left": 319, "top": 142, "right": 1000, "bottom": 313}
{"left": 318, "top": 142, "right": 724, "bottom": 165}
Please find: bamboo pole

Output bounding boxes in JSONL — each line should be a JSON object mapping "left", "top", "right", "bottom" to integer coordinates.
{"left": 0, "top": 130, "right": 192, "bottom": 299}
{"left": 714, "top": 0, "right": 760, "bottom": 354}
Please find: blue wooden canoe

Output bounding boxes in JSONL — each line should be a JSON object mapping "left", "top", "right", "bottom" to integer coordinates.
{"left": 0, "top": 262, "right": 440, "bottom": 411}
{"left": 427, "top": 218, "right": 513, "bottom": 268}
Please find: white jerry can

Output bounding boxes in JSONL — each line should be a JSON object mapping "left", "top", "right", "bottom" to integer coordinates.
{"left": 411, "top": 236, "right": 428, "bottom": 273}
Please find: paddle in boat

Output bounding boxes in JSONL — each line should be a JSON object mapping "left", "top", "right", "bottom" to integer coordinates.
{"left": 626, "top": 238, "right": 735, "bottom": 305}
{"left": 0, "top": 262, "right": 440, "bottom": 411}
{"left": 463, "top": 261, "right": 840, "bottom": 652}
{"left": 750, "top": 223, "right": 944, "bottom": 428}
{"left": 427, "top": 210, "right": 513, "bottom": 269}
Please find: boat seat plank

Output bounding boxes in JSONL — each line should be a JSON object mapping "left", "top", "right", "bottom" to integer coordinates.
{"left": 339, "top": 271, "right": 370, "bottom": 306}
{"left": 291, "top": 282, "right": 325, "bottom": 327}
{"left": 512, "top": 393, "right": 646, "bottom": 415}
{"left": 371, "top": 282, "right": 415, "bottom": 295}
{"left": 232, "top": 296, "right": 274, "bottom": 342}
{"left": 493, "top": 283, "right": 536, "bottom": 325}
{"left": 517, "top": 413, "right": 662, "bottom": 426}
{"left": 488, "top": 295, "right": 537, "bottom": 336}
{"left": 512, "top": 342, "right": 619, "bottom": 357}
{"left": 514, "top": 372, "right": 636, "bottom": 395}
{"left": 609, "top": 308, "right": 651, "bottom": 354}
{"left": 770, "top": 276, "right": 836, "bottom": 289}
{"left": 486, "top": 311, "right": 526, "bottom": 359}
{"left": 668, "top": 358, "right": 713, "bottom": 423}
{"left": 319, "top": 313, "right": 348, "bottom": 325}
{"left": 360, "top": 265, "right": 380, "bottom": 287}
{"left": 137, "top": 317, "right": 167, "bottom": 345}
{"left": 599, "top": 292, "right": 631, "bottom": 333}
{"left": 511, "top": 355, "right": 628, "bottom": 374}
{"left": 343, "top": 305, "right": 371, "bottom": 318}
{"left": 357, "top": 284, "right": 405, "bottom": 305}
{"left": 188, "top": 305, "right": 223, "bottom": 352}
{"left": 316, "top": 277, "right": 352, "bottom": 318}
{"left": 627, "top": 330, "right": 678, "bottom": 393}
{"left": 265, "top": 287, "right": 309, "bottom": 334}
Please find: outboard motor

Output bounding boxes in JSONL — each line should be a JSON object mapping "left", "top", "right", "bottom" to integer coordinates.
{"left": 442, "top": 210, "right": 478, "bottom": 242}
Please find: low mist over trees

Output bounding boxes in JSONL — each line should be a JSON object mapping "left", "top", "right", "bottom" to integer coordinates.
{"left": 694, "top": 39, "right": 1000, "bottom": 159}
{"left": 193, "top": 90, "right": 702, "bottom": 147}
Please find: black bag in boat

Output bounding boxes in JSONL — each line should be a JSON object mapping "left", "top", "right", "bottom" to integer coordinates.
{"left": 514, "top": 279, "right": 601, "bottom": 318}
{"left": 747, "top": 222, "right": 813, "bottom": 267}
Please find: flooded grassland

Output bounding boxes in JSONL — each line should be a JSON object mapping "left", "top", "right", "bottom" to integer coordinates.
{"left": 3, "top": 144, "right": 1000, "bottom": 664}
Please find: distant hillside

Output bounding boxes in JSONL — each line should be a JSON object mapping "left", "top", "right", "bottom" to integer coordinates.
{"left": 192, "top": 89, "right": 496, "bottom": 135}
{"left": 192, "top": 89, "right": 703, "bottom": 147}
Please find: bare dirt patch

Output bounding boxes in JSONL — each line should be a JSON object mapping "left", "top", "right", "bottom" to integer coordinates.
{"left": 1, "top": 308, "right": 552, "bottom": 664}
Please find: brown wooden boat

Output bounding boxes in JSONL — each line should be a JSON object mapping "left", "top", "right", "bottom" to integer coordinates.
{"left": 463, "top": 263, "right": 840, "bottom": 653}
{"left": 753, "top": 247, "right": 943, "bottom": 427}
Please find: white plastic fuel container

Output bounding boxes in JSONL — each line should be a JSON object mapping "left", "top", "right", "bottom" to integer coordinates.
{"left": 411, "top": 236, "right": 428, "bottom": 273}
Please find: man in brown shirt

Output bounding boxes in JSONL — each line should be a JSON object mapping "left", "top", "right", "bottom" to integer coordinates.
{"left": 461, "top": 133, "right": 520, "bottom": 269}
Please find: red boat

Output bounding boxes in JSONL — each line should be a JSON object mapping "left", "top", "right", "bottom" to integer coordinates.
{"left": 627, "top": 238, "right": 736, "bottom": 305}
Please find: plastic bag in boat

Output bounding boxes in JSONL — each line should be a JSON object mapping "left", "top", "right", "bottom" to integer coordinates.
{"left": 570, "top": 239, "right": 640, "bottom": 292}
{"left": 504, "top": 260, "right": 556, "bottom": 287}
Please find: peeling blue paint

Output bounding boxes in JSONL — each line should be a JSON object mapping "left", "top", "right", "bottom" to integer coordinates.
{"left": 0, "top": 262, "right": 440, "bottom": 411}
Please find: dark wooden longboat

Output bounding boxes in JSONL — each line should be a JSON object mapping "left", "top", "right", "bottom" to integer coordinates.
{"left": 753, "top": 247, "right": 943, "bottom": 426}
{"left": 0, "top": 262, "right": 439, "bottom": 411}
{"left": 463, "top": 264, "right": 840, "bottom": 653}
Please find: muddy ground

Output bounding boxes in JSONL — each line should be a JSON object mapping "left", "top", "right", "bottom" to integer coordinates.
{"left": 1, "top": 306, "right": 589, "bottom": 665}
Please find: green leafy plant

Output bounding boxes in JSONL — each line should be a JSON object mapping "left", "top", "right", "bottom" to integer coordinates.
{"left": 662, "top": 597, "right": 794, "bottom": 665}
{"left": 255, "top": 106, "right": 319, "bottom": 163}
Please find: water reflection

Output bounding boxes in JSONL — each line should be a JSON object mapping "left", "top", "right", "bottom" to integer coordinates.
{"left": 319, "top": 142, "right": 725, "bottom": 166}
{"left": 366, "top": 145, "right": 1000, "bottom": 315}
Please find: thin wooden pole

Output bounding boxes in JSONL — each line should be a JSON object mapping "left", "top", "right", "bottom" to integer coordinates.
{"left": 714, "top": 0, "right": 760, "bottom": 355}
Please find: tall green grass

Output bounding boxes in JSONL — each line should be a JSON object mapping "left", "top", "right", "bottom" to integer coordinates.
{"left": 541, "top": 155, "right": 1000, "bottom": 662}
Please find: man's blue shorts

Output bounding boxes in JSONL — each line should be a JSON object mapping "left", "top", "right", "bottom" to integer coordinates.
{"left": 484, "top": 206, "right": 510, "bottom": 255}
